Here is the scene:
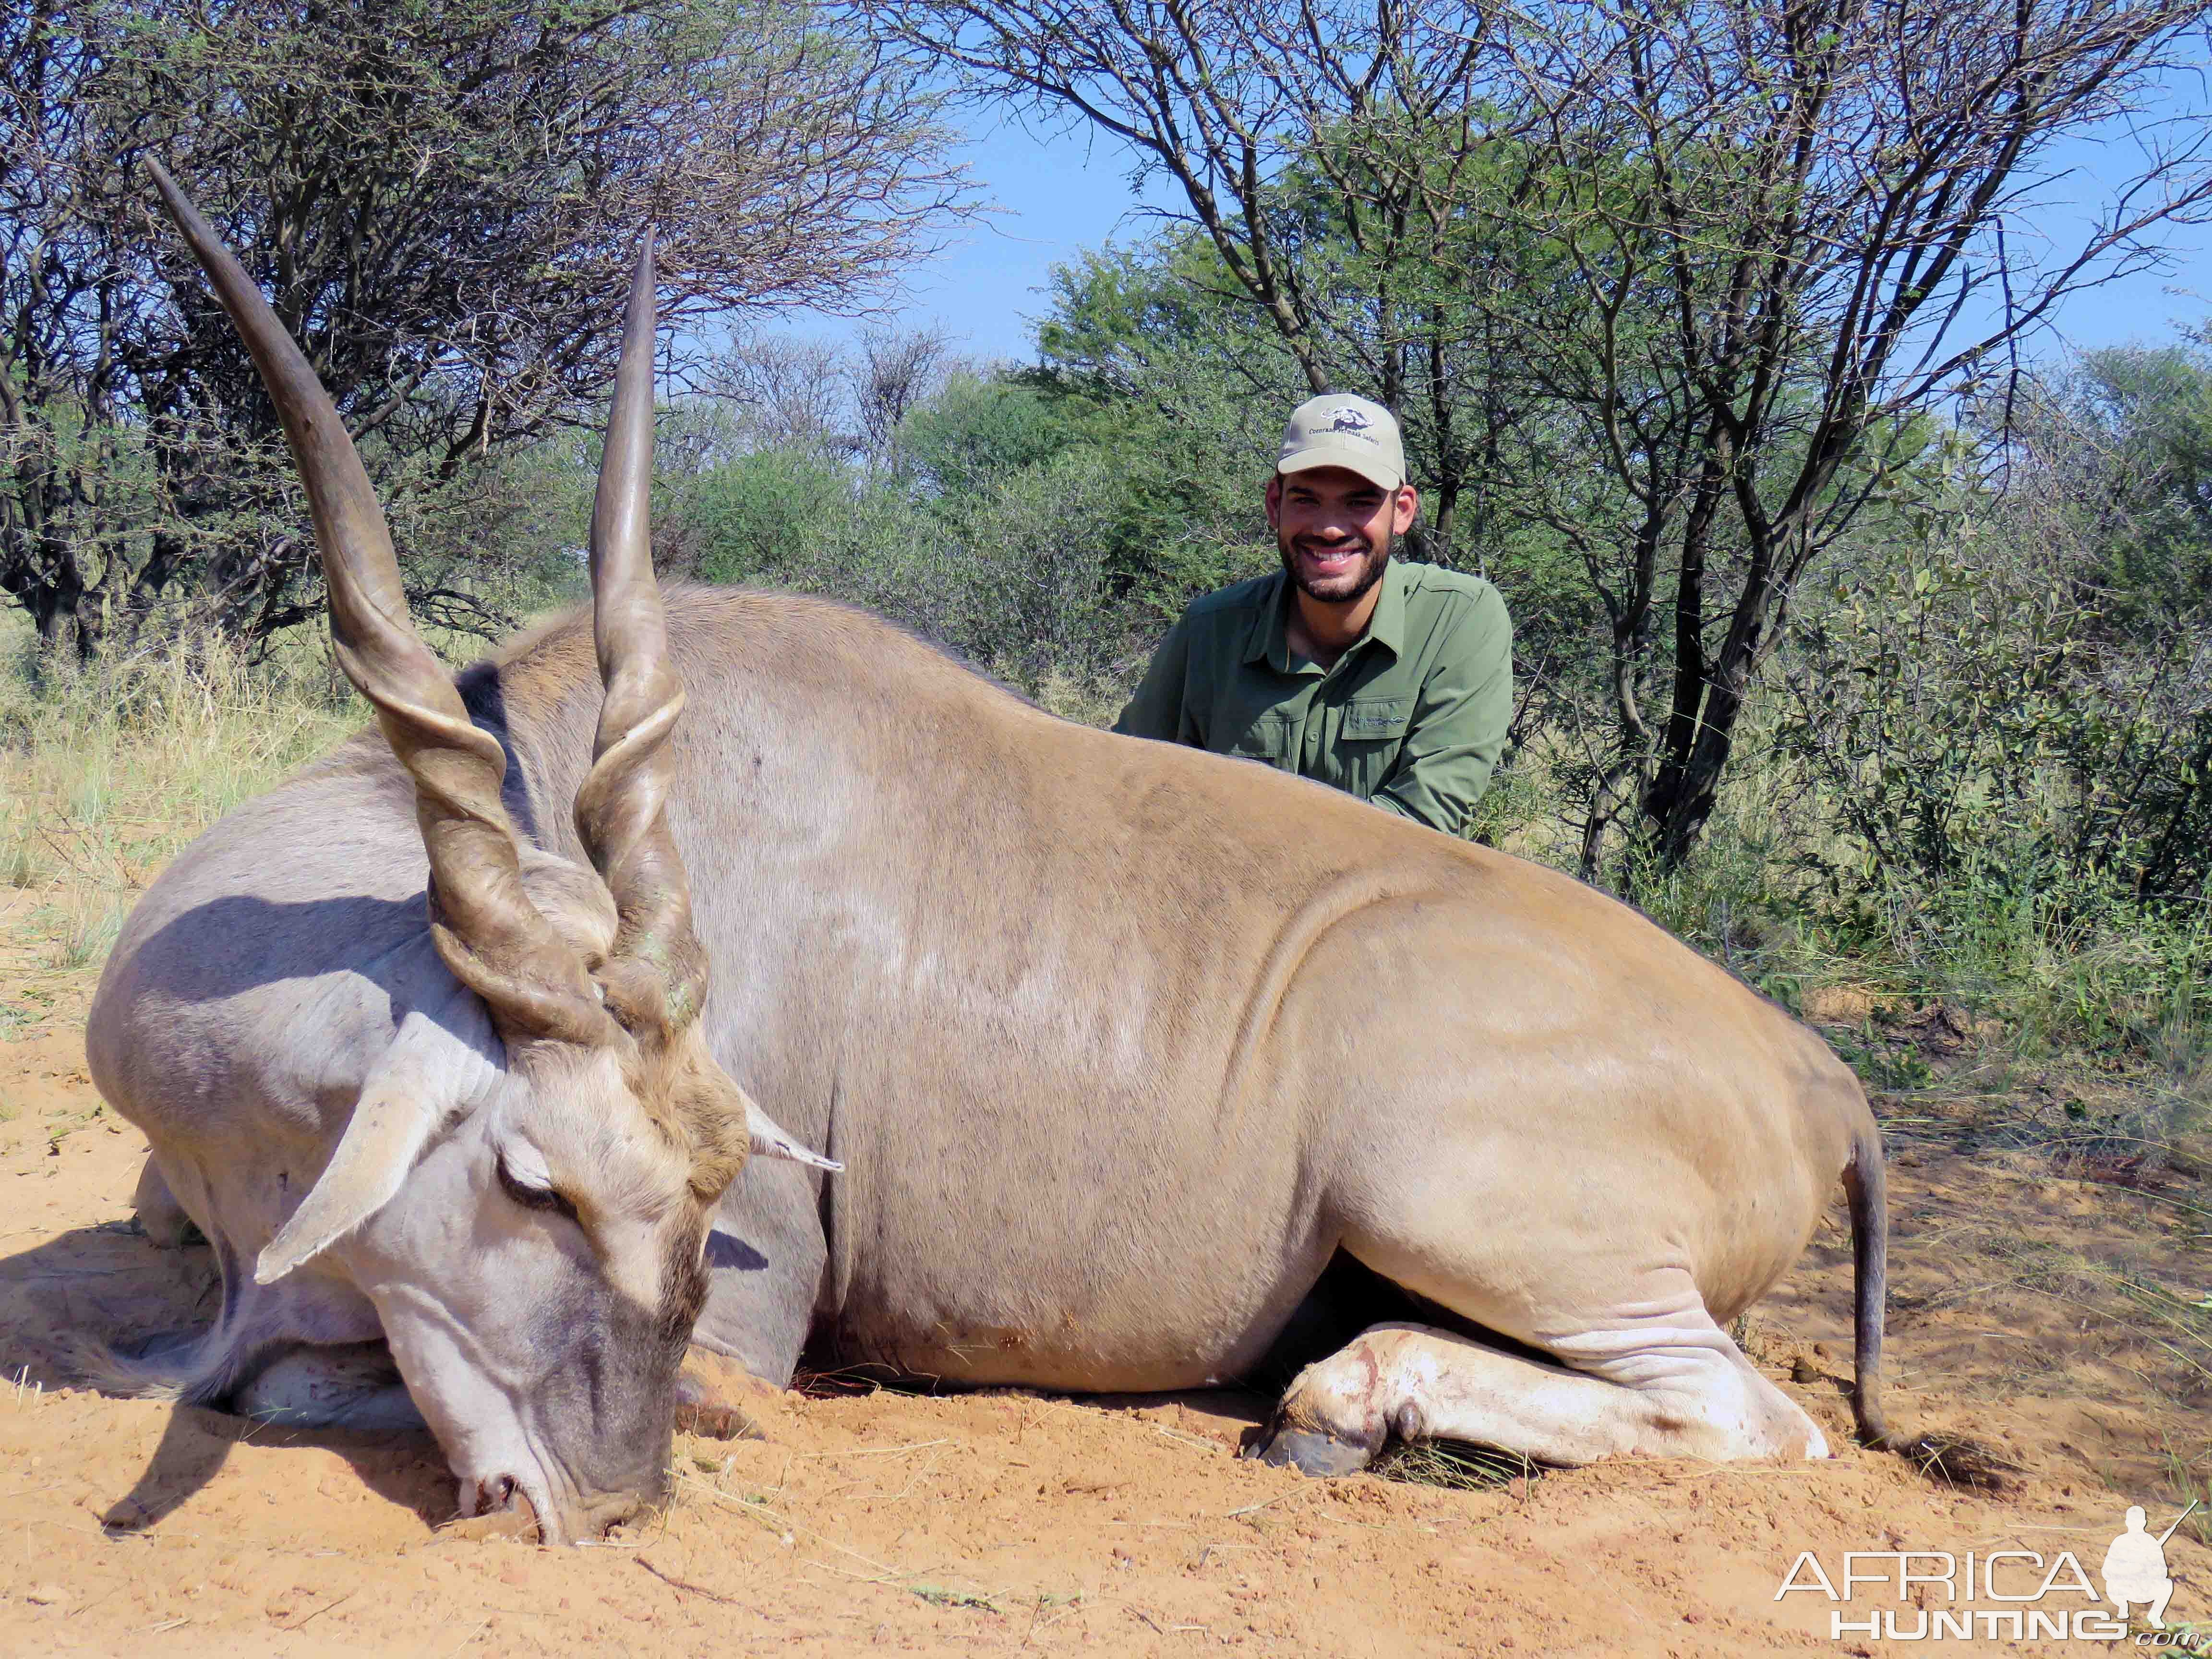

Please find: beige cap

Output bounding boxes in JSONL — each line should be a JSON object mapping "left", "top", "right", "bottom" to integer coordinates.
{"left": 1276, "top": 393, "right": 1405, "bottom": 491}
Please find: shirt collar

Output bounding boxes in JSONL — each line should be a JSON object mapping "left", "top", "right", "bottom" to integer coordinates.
{"left": 1244, "top": 558, "right": 1407, "bottom": 673}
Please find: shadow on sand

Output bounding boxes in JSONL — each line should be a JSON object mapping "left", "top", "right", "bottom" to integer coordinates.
{"left": 0, "top": 1221, "right": 451, "bottom": 1535}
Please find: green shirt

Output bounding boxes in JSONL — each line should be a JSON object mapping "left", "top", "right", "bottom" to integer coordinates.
{"left": 1113, "top": 561, "right": 1513, "bottom": 837}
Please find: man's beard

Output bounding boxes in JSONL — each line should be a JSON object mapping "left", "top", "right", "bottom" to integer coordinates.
{"left": 1279, "top": 525, "right": 1393, "bottom": 605}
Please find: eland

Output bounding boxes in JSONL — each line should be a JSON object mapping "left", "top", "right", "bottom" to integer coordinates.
{"left": 88, "top": 166, "right": 1899, "bottom": 1545}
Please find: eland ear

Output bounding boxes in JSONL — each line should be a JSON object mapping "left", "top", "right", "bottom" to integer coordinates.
{"left": 256, "top": 1011, "right": 480, "bottom": 1283}
{"left": 742, "top": 1091, "right": 842, "bottom": 1172}
{"left": 257, "top": 1083, "right": 439, "bottom": 1283}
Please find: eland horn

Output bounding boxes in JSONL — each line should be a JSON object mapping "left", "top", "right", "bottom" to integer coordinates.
{"left": 145, "top": 159, "right": 608, "bottom": 1046}
{"left": 570, "top": 232, "right": 709, "bottom": 1033}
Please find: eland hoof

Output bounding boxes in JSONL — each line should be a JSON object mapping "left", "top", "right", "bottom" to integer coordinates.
{"left": 1245, "top": 1426, "right": 1376, "bottom": 1477}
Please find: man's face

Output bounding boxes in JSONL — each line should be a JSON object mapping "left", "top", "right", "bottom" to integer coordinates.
{"left": 1266, "top": 467, "right": 1419, "bottom": 606}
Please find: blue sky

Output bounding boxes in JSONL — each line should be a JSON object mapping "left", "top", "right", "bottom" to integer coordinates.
{"left": 811, "top": 107, "right": 1179, "bottom": 363}
{"left": 788, "top": 99, "right": 2212, "bottom": 370}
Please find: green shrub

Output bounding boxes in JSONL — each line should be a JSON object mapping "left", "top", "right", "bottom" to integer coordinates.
{"left": 684, "top": 447, "right": 858, "bottom": 587}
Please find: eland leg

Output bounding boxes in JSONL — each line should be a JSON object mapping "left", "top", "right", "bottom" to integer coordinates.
{"left": 678, "top": 1167, "right": 827, "bottom": 1438}
{"left": 1249, "top": 1300, "right": 1826, "bottom": 1475}
{"left": 689, "top": 1165, "right": 827, "bottom": 1388}
{"left": 676, "top": 1346, "right": 786, "bottom": 1441}
{"left": 231, "top": 1341, "right": 426, "bottom": 1432}
{"left": 132, "top": 1154, "right": 195, "bottom": 1249}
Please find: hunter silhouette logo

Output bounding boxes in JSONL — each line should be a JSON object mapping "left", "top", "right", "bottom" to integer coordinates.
{"left": 2103, "top": 1502, "right": 2195, "bottom": 1628}
{"left": 1776, "top": 1500, "right": 2201, "bottom": 1642}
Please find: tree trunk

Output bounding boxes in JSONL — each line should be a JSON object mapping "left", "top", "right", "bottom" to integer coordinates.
{"left": 25, "top": 567, "right": 101, "bottom": 663}
{"left": 1426, "top": 470, "right": 1460, "bottom": 565}
{"left": 1648, "top": 532, "right": 1779, "bottom": 867}
{"left": 1649, "top": 684, "right": 1740, "bottom": 867}
{"left": 1644, "top": 444, "right": 1730, "bottom": 831}
{"left": 1584, "top": 517, "right": 1663, "bottom": 881}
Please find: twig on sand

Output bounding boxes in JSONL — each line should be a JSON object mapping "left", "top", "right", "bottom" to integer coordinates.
{"left": 1031, "top": 1595, "right": 1090, "bottom": 1636}
{"left": 283, "top": 1588, "right": 355, "bottom": 1631}
{"left": 65, "top": 1587, "right": 117, "bottom": 1620}
{"left": 801, "top": 1559, "right": 1010, "bottom": 1618}
{"left": 907, "top": 1583, "right": 1002, "bottom": 1613}
{"left": 800, "top": 1561, "right": 911, "bottom": 1589}
{"left": 634, "top": 1555, "right": 741, "bottom": 1606}
{"left": 1122, "top": 1602, "right": 1209, "bottom": 1637}
{"left": 438, "top": 1619, "right": 491, "bottom": 1656}
{"left": 791, "top": 1439, "right": 952, "bottom": 1460}
{"left": 674, "top": 1469, "right": 903, "bottom": 1579}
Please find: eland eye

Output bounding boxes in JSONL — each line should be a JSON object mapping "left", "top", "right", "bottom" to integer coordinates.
{"left": 590, "top": 977, "right": 644, "bottom": 1036}
{"left": 497, "top": 1156, "right": 579, "bottom": 1223}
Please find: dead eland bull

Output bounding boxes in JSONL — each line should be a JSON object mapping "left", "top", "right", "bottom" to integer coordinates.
{"left": 88, "top": 168, "right": 1899, "bottom": 1546}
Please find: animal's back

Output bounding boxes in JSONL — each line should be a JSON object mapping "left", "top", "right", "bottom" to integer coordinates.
{"left": 86, "top": 738, "right": 433, "bottom": 1147}
{"left": 91, "top": 584, "right": 1858, "bottom": 1167}
{"left": 473, "top": 586, "right": 1856, "bottom": 1146}
{"left": 464, "top": 590, "right": 1867, "bottom": 1380}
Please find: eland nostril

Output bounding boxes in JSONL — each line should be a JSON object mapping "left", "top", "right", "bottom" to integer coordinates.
{"left": 461, "top": 1473, "right": 516, "bottom": 1518}
{"left": 446, "top": 1476, "right": 541, "bottom": 1542}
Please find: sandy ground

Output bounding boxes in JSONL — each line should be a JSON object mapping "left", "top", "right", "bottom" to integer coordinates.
{"left": 1, "top": 898, "right": 2208, "bottom": 1657}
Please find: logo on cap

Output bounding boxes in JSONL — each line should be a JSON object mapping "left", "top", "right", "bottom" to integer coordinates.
{"left": 1327, "top": 406, "right": 1376, "bottom": 440}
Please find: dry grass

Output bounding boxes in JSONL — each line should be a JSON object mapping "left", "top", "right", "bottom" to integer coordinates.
{"left": 2164, "top": 1455, "right": 2212, "bottom": 1554}
{"left": 1881, "top": 1174, "right": 2212, "bottom": 1409}
{"left": 0, "top": 617, "right": 358, "bottom": 1036}
{"left": 1373, "top": 1439, "right": 1538, "bottom": 1493}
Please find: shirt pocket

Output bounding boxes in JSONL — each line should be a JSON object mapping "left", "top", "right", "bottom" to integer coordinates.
{"left": 1333, "top": 695, "right": 1413, "bottom": 796}
{"left": 1224, "top": 711, "right": 1296, "bottom": 769}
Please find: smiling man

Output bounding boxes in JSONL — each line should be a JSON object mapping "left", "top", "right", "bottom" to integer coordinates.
{"left": 1114, "top": 394, "right": 1513, "bottom": 837}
